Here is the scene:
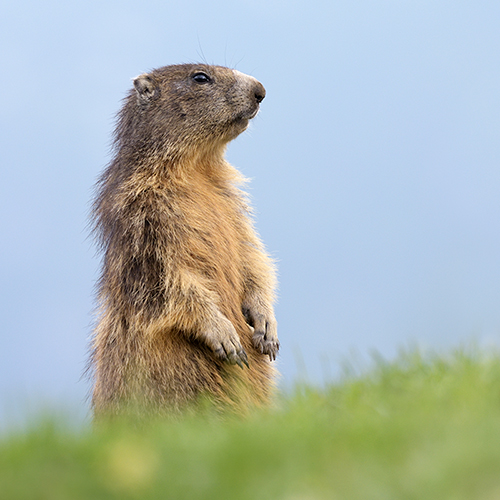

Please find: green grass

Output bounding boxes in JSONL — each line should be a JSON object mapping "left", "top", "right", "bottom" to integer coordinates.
{"left": 3, "top": 347, "right": 500, "bottom": 499}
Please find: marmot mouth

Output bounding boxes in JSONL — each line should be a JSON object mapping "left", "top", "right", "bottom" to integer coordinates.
{"left": 247, "top": 106, "right": 260, "bottom": 120}
{"left": 234, "top": 105, "right": 260, "bottom": 122}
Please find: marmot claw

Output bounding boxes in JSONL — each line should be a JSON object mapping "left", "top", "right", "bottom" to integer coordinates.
{"left": 215, "top": 345, "right": 249, "bottom": 368}
{"left": 252, "top": 331, "right": 280, "bottom": 362}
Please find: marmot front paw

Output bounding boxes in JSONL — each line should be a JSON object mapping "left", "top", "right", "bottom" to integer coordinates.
{"left": 205, "top": 315, "right": 249, "bottom": 369}
{"left": 243, "top": 307, "right": 279, "bottom": 362}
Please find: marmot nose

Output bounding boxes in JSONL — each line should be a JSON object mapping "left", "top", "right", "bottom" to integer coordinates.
{"left": 254, "top": 82, "right": 266, "bottom": 104}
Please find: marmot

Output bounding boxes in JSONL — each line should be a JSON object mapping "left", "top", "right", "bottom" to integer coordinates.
{"left": 89, "top": 64, "right": 279, "bottom": 415}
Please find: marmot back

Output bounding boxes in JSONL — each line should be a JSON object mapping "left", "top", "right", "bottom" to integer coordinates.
{"left": 90, "top": 64, "right": 279, "bottom": 415}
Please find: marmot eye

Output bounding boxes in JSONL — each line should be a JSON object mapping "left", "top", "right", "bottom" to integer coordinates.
{"left": 192, "top": 72, "right": 211, "bottom": 83}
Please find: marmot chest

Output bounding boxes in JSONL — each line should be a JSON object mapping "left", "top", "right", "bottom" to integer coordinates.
{"left": 176, "top": 181, "right": 245, "bottom": 298}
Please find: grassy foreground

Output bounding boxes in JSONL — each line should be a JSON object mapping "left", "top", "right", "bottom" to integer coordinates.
{"left": 2, "top": 348, "right": 500, "bottom": 499}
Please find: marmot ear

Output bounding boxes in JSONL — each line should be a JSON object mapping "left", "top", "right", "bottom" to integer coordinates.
{"left": 133, "top": 74, "right": 160, "bottom": 103}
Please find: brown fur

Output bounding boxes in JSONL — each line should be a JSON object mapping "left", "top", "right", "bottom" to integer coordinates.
{"left": 89, "top": 64, "right": 278, "bottom": 415}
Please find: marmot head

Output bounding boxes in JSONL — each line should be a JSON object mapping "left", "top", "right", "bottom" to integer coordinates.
{"left": 115, "top": 64, "right": 266, "bottom": 161}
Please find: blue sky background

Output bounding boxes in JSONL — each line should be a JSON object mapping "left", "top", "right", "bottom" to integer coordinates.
{"left": 2, "top": 0, "right": 500, "bottom": 421}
